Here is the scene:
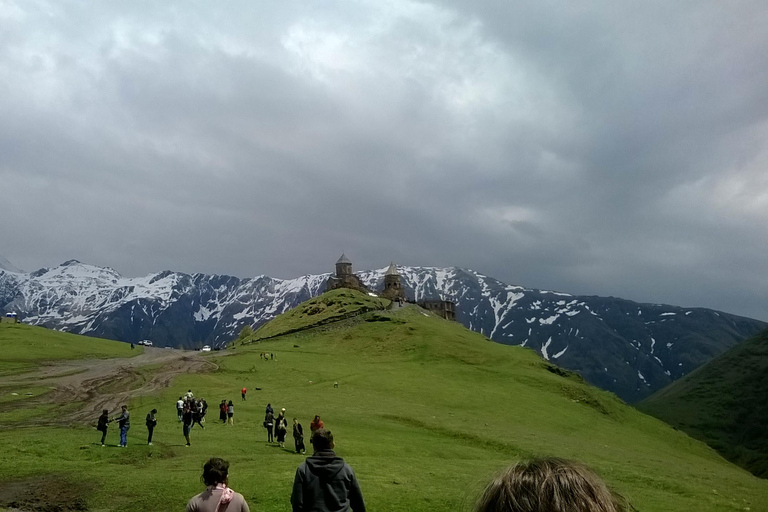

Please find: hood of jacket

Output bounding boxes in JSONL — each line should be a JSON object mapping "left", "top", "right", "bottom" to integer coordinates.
{"left": 305, "top": 450, "right": 345, "bottom": 479}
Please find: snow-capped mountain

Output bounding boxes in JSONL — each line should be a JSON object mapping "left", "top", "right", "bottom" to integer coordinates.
{"left": 1, "top": 260, "right": 763, "bottom": 402}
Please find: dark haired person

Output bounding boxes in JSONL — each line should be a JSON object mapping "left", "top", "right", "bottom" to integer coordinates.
{"left": 177, "top": 396, "right": 185, "bottom": 421}
{"left": 112, "top": 405, "right": 130, "bottom": 448}
{"left": 219, "top": 400, "right": 227, "bottom": 423}
{"left": 192, "top": 400, "right": 205, "bottom": 430}
{"left": 97, "top": 409, "right": 110, "bottom": 446}
{"left": 265, "top": 409, "right": 275, "bottom": 443}
{"left": 227, "top": 400, "right": 235, "bottom": 425}
{"left": 186, "top": 457, "right": 250, "bottom": 512}
{"left": 291, "top": 428, "right": 365, "bottom": 512}
{"left": 309, "top": 415, "right": 323, "bottom": 445}
{"left": 146, "top": 408, "right": 157, "bottom": 445}
{"left": 474, "top": 458, "right": 631, "bottom": 512}
{"left": 293, "top": 418, "right": 305, "bottom": 454}
{"left": 183, "top": 405, "right": 193, "bottom": 447}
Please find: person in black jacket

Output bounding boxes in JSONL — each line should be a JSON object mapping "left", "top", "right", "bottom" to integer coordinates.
{"left": 182, "top": 405, "right": 193, "bottom": 447}
{"left": 265, "top": 410, "right": 275, "bottom": 443}
{"left": 146, "top": 409, "right": 157, "bottom": 445}
{"left": 290, "top": 429, "right": 365, "bottom": 512}
{"left": 97, "top": 409, "right": 110, "bottom": 446}
{"left": 292, "top": 418, "right": 305, "bottom": 454}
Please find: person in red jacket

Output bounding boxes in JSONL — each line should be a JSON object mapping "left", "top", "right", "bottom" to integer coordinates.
{"left": 241, "top": 387, "right": 247, "bottom": 401}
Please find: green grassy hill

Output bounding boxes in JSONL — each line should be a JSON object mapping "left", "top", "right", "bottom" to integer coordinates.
{"left": 638, "top": 328, "right": 768, "bottom": 479}
{"left": 1, "top": 291, "right": 767, "bottom": 511}
{"left": 0, "top": 321, "right": 138, "bottom": 375}
{"left": 251, "top": 289, "right": 390, "bottom": 340}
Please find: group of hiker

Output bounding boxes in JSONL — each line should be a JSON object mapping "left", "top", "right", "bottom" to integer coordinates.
{"left": 95, "top": 396, "right": 630, "bottom": 511}
{"left": 262, "top": 403, "right": 318, "bottom": 453}
{"left": 96, "top": 404, "right": 157, "bottom": 447}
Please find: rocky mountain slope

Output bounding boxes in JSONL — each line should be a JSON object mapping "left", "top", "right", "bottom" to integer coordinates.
{"left": 0, "top": 260, "right": 763, "bottom": 402}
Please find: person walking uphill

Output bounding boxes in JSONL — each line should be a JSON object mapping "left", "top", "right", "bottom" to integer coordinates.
{"left": 113, "top": 405, "right": 130, "bottom": 447}
{"left": 241, "top": 387, "right": 247, "bottom": 401}
{"left": 276, "top": 408, "right": 288, "bottom": 448}
{"left": 227, "top": 400, "right": 235, "bottom": 425}
{"left": 291, "top": 429, "right": 365, "bottom": 512}
{"left": 146, "top": 409, "right": 157, "bottom": 445}
{"left": 265, "top": 410, "right": 275, "bottom": 443}
{"left": 186, "top": 457, "right": 250, "bottom": 512}
{"left": 183, "top": 405, "right": 193, "bottom": 447}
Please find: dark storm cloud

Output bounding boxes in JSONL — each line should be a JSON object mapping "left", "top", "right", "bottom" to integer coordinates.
{"left": 1, "top": 1, "right": 767, "bottom": 320}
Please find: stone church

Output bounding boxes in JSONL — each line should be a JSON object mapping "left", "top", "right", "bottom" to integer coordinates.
{"left": 325, "top": 254, "right": 456, "bottom": 321}
{"left": 325, "top": 254, "right": 370, "bottom": 294}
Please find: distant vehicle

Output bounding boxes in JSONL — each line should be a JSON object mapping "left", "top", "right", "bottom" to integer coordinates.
{"left": 141, "top": 340, "right": 153, "bottom": 347}
{"left": 201, "top": 345, "right": 212, "bottom": 352}
{"left": 5, "top": 312, "right": 17, "bottom": 318}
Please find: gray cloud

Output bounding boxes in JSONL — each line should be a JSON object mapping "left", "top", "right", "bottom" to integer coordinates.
{"left": 1, "top": 1, "right": 767, "bottom": 321}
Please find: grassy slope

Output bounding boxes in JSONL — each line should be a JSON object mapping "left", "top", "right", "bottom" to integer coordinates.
{"left": 639, "top": 328, "right": 768, "bottom": 478}
{"left": 0, "top": 294, "right": 766, "bottom": 511}
{"left": 0, "top": 322, "right": 139, "bottom": 374}
{"left": 252, "top": 289, "right": 389, "bottom": 340}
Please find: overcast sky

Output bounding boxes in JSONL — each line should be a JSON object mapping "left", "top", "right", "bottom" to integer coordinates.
{"left": 1, "top": 1, "right": 767, "bottom": 320}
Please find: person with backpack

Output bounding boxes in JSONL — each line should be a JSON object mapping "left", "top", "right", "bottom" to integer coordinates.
{"left": 276, "top": 408, "right": 288, "bottom": 448}
{"left": 146, "top": 408, "right": 157, "bottom": 445}
{"left": 192, "top": 400, "right": 205, "bottom": 430}
{"left": 97, "top": 409, "right": 110, "bottom": 446}
{"left": 293, "top": 418, "right": 305, "bottom": 454}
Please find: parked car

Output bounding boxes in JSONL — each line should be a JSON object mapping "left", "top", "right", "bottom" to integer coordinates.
{"left": 201, "top": 345, "right": 212, "bottom": 352}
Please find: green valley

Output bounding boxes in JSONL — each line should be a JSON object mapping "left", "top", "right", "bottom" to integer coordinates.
{"left": 0, "top": 290, "right": 766, "bottom": 511}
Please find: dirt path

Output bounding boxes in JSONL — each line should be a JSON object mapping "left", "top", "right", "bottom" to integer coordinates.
{"left": 3, "top": 348, "right": 219, "bottom": 426}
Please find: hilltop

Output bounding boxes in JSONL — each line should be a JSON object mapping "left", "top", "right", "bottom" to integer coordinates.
{"left": 638, "top": 328, "right": 768, "bottom": 479}
{"left": 2, "top": 260, "right": 764, "bottom": 402}
{"left": 0, "top": 289, "right": 766, "bottom": 511}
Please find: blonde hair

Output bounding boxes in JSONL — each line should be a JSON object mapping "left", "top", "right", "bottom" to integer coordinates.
{"left": 475, "top": 458, "right": 630, "bottom": 512}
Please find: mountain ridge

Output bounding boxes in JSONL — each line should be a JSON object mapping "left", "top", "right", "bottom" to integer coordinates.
{"left": 0, "top": 260, "right": 764, "bottom": 402}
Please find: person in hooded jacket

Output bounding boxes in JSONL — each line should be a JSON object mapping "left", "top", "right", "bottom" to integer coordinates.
{"left": 290, "top": 428, "right": 365, "bottom": 512}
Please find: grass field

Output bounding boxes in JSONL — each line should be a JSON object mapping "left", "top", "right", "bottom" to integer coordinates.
{"left": 0, "top": 321, "right": 139, "bottom": 366}
{"left": 1, "top": 292, "right": 767, "bottom": 511}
